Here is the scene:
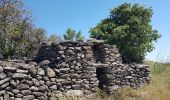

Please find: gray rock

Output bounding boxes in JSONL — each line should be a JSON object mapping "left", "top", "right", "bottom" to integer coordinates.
{"left": 0, "top": 82, "right": 9, "bottom": 89}
{"left": 10, "top": 80, "right": 18, "bottom": 87}
{"left": 0, "top": 90, "right": 5, "bottom": 96}
{"left": 33, "top": 81, "right": 40, "bottom": 87}
{"left": 6, "top": 92, "right": 14, "bottom": 97}
{"left": 4, "top": 67, "right": 16, "bottom": 72}
{"left": 59, "top": 68, "right": 70, "bottom": 73}
{"left": 46, "top": 67, "right": 56, "bottom": 78}
{"left": 21, "top": 90, "right": 31, "bottom": 95}
{"left": 53, "top": 69, "right": 60, "bottom": 74}
{"left": 0, "top": 77, "right": 11, "bottom": 85}
{"left": 71, "top": 84, "right": 81, "bottom": 89}
{"left": 28, "top": 66, "right": 37, "bottom": 76}
{"left": 0, "top": 66, "right": 3, "bottom": 73}
{"left": 38, "top": 85, "right": 47, "bottom": 92}
{"left": 12, "top": 73, "right": 28, "bottom": 79}
{"left": 49, "top": 85, "right": 57, "bottom": 90}
{"left": 17, "top": 84, "right": 29, "bottom": 90}
{"left": 39, "top": 80, "right": 45, "bottom": 85}
{"left": 70, "top": 74, "right": 81, "bottom": 78}
{"left": 37, "top": 68, "right": 45, "bottom": 76}
{"left": 66, "top": 90, "right": 84, "bottom": 96}
{"left": 16, "top": 69, "right": 28, "bottom": 74}
{"left": 60, "top": 74, "right": 69, "bottom": 79}
{"left": 40, "top": 60, "right": 50, "bottom": 66}
{"left": 23, "top": 95, "right": 35, "bottom": 100}
{"left": 30, "top": 86, "right": 39, "bottom": 92}
{"left": 15, "top": 98, "right": 22, "bottom": 100}
{"left": 0, "top": 73, "right": 6, "bottom": 79}
{"left": 15, "top": 93, "right": 23, "bottom": 98}
{"left": 32, "top": 92, "right": 44, "bottom": 97}
{"left": 125, "top": 76, "right": 133, "bottom": 79}
{"left": 45, "top": 81, "right": 52, "bottom": 86}
{"left": 12, "top": 89, "right": 20, "bottom": 94}
{"left": 19, "top": 64, "right": 30, "bottom": 70}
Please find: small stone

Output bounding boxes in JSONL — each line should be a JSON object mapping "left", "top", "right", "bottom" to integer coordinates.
{"left": 66, "top": 90, "right": 84, "bottom": 96}
{"left": 17, "top": 84, "right": 29, "bottom": 90}
{"left": 21, "top": 90, "right": 31, "bottom": 95}
{"left": 0, "top": 66, "right": 3, "bottom": 73}
{"left": 15, "top": 98, "right": 22, "bottom": 100}
{"left": 59, "top": 68, "right": 70, "bottom": 73}
{"left": 12, "top": 89, "right": 20, "bottom": 94}
{"left": 29, "top": 65, "right": 37, "bottom": 76}
{"left": 39, "top": 80, "right": 45, "bottom": 85}
{"left": 45, "top": 81, "right": 51, "bottom": 86}
{"left": 37, "top": 68, "right": 45, "bottom": 76}
{"left": 12, "top": 73, "right": 28, "bottom": 79}
{"left": 0, "top": 90, "right": 5, "bottom": 96}
{"left": 16, "top": 69, "right": 28, "bottom": 74}
{"left": 0, "top": 77, "right": 11, "bottom": 85}
{"left": 46, "top": 67, "right": 56, "bottom": 78}
{"left": 49, "top": 85, "right": 57, "bottom": 90}
{"left": 40, "top": 60, "right": 51, "bottom": 66}
{"left": 10, "top": 80, "right": 18, "bottom": 87}
{"left": 60, "top": 74, "right": 69, "bottom": 79}
{"left": 19, "top": 64, "right": 30, "bottom": 70}
{"left": 53, "top": 69, "right": 60, "bottom": 74}
{"left": 0, "top": 82, "right": 9, "bottom": 89}
{"left": 30, "top": 86, "right": 39, "bottom": 92}
{"left": 70, "top": 74, "right": 80, "bottom": 78}
{"left": 0, "top": 73, "right": 6, "bottom": 79}
{"left": 125, "top": 76, "right": 133, "bottom": 79}
{"left": 15, "top": 93, "right": 23, "bottom": 98}
{"left": 32, "top": 92, "right": 44, "bottom": 97}
{"left": 71, "top": 84, "right": 81, "bottom": 89}
{"left": 4, "top": 67, "right": 16, "bottom": 72}
{"left": 23, "top": 95, "right": 35, "bottom": 100}
{"left": 38, "top": 85, "right": 47, "bottom": 92}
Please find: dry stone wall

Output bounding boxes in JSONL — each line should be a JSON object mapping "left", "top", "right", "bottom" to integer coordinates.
{"left": 0, "top": 40, "right": 150, "bottom": 99}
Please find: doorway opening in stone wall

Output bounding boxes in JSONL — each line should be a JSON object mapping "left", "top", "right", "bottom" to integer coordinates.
{"left": 92, "top": 44, "right": 106, "bottom": 64}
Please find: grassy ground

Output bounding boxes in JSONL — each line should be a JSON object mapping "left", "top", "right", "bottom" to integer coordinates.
{"left": 52, "top": 61, "right": 170, "bottom": 100}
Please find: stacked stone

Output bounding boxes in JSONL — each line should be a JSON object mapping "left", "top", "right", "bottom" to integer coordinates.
{"left": 93, "top": 44, "right": 122, "bottom": 64}
{"left": 0, "top": 40, "right": 150, "bottom": 99}
{"left": 96, "top": 63, "right": 150, "bottom": 94}
{"left": 0, "top": 59, "right": 98, "bottom": 99}
{"left": 37, "top": 41, "right": 99, "bottom": 92}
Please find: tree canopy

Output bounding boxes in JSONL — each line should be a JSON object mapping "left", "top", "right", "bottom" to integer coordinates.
{"left": 0, "top": 0, "right": 46, "bottom": 59}
{"left": 90, "top": 3, "right": 161, "bottom": 63}
{"left": 63, "top": 28, "right": 84, "bottom": 41}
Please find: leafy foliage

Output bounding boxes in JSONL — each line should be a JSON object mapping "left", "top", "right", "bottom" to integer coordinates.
{"left": 63, "top": 28, "right": 84, "bottom": 41}
{"left": 48, "top": 34, "right": 62, "bottom": 43}
{"left": 90, "top": 3, "right": 161, "bottom": 63}
{"left": 0, "top": 0, "right": 46, "bottom": 59}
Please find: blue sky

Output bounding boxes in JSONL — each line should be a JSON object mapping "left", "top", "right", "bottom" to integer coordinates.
{"left": 25, "top": 0, "right": 170, "bottom": 62}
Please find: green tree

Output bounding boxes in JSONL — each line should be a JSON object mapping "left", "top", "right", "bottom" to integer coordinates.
{"left": 0, "top": 0, "right": 46, "bottom": 59}
{"left": 48, "top": 34, "right": 62, "bottom": 43}
{"left": 90, "top": 3, "right": 161, "bottom": 63}
{"left": 63, "top": 28, "right": 84, "bottom": 41}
